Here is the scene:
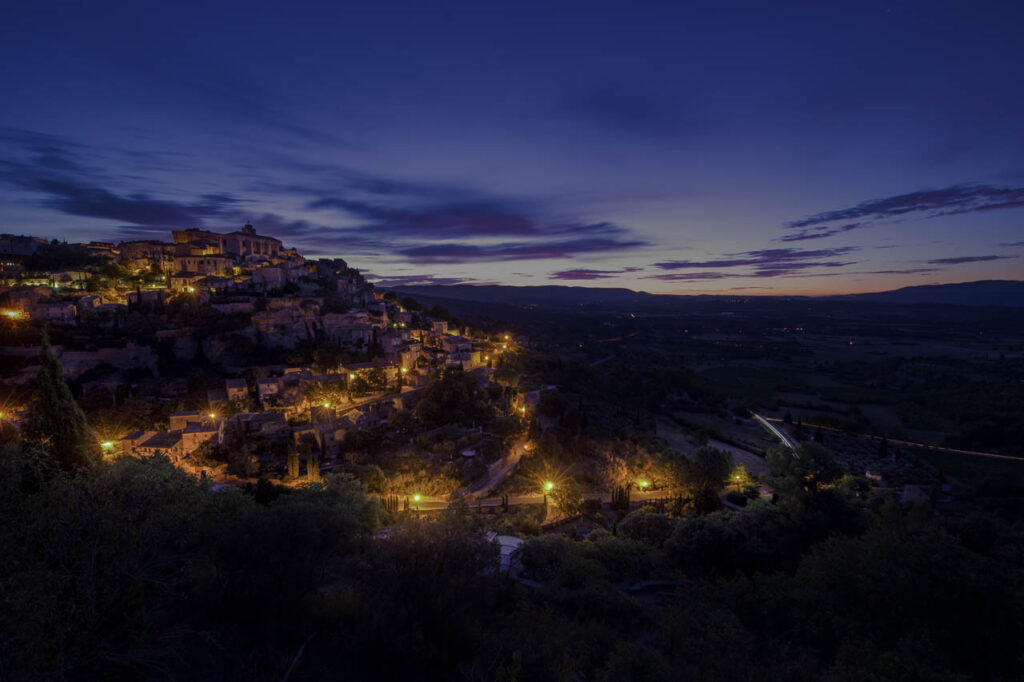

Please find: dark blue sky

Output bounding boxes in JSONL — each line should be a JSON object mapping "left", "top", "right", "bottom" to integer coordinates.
{"left": 2, "top": 0, "right": 1022, "bottom": 293}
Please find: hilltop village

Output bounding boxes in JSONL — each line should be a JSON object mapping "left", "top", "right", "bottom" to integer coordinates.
{"left": 0, "top": 227, "right": 524, "bottom": 488}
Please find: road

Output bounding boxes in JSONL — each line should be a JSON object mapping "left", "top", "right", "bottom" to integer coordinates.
{"left": 394, "top": 487, "right": 678, "bottom": 512}
{"left": 752, "top": 413, "right": 798, "bottom": 450}
{"left": 762, "top": 416, "right": 1024, "bottom": 462}
{"left": 463, "top": 438, "right": 527, "bottom": 498}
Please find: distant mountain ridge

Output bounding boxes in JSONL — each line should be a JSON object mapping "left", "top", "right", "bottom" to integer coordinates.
{"left": 388, "top": 280, "right": 1024, "bottom": 308}
{"left": 839, "top": 280, "right": 1024, "bottom": 307}
{"left": 389, "top": 284, "right": 658, "bottom": 307}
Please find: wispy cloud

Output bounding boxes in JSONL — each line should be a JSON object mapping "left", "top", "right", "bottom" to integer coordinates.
{"left": 1000, "top": 240, "right": 1024, "bottom": 247}
{"left": 396, "top": 237, "right": 648, "bottom": 265}
{"left": 366, "top": 273, "right": 480, "bottom": 287}
{"left": 778, "top": 222, "right": 866, "bottom": 243}
{"left": 549, "top": 267, "right": 642, "bottom": 280}
{"left": 925, "top": 255, "right": 1018, "bottom": 265}
{"left": 787, "top": 184, "right": 1024, "bottom": 230}
{"left": 643, "top": 272, "right": 731, "bottom": 281}
{"left": 653, "top": 247, "right": 858, "bottom": 278}
{"left": 0, "top": 127, "right": 650, "bottom": 265}
{"left": 0, "top": 128, "right": 238, "bottom": 228}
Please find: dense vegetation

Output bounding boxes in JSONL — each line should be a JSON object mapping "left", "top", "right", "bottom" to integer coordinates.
{"left": 2, "top": 440, "right": 1023, "bottom": 681}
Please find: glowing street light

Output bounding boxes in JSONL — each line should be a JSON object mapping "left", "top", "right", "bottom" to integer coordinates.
{"left": 637, "top": 479, "right": 650, "bottom": 490}
{"left": 413, "top": 493, "right": 422, "bottom": 502}
{"left": 322, "top": 402, "right": 331, "bottom": 408}
{"left": 208, "top": 412, "right": 216, "bottom": 419}
{"left": 348, "top": 373, "right": 356, "bottom": 380}
{"left": 101, "top": 441, "right": 114, "bottom": 451}
{"left": 542, "top": 480, "right": 554, "bottom": 506}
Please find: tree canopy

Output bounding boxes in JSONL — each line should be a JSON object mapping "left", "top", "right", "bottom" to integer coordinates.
{"left": 22, "top": 333, "right": 100, "bottom": 470}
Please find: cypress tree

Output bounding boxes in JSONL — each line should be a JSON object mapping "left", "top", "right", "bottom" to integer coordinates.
{"left": 22, "top": 332, "right": 100, "bottom": 470}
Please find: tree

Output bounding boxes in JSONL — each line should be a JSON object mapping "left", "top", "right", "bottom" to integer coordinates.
{"left": 414, "top": 367, "right": 488, "bottom": 427}
{"left": 494, "top": 368, "right": 519, "bottom": 390}
{"left": 618, "top": 507, "right": 675, "bottom": 546}
{"left": 766, "top": 441, "right": 842, "bottom": 494}
{"left": 661, "top": 446, "right": 733, "bottom": 514}
{"left": 22, "top": 333, "right": 100, "bottom": 470}
{"left": 550, "top": 477, "right": 583, "bottom": 516}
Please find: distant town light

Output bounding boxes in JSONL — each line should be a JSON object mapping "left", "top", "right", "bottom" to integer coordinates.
{"left": 519, "top": 406, "right": 526, "bottom": 413}
{"left": 186, "top": 286, "right": 195, "bottom": 293}
{"left": 349, "top": 373, "right": 356, "bottom": 380}
{"left": 1, "top": 310, "right": 22, "bottom": 320}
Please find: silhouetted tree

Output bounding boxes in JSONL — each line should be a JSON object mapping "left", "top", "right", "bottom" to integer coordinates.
{"left": 22, "top": 333, "right": 100, "bottom": 470}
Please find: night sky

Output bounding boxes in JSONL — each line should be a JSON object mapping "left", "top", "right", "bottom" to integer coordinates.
{"left": 2, "top": 0, "right": 1022, "bottom": 294}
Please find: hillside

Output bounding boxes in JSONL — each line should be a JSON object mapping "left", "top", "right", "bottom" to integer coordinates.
{"left": 388, "top": 279, "right": 1024, "bottom": 309}
{"left": 843, "top": 280, "right": 1024, "bottom": 307}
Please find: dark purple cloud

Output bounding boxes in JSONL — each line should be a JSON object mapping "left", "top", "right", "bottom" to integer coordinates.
{"left": 0, "top": 128, "right": 649, "bottom": 265}
{"left": 0, "top": 130, "right": 238, "bottom": 227}
{"left": 857, "top": 268, "right": 938, "bottom": 275}
{"left": 396, "top": 237, "right": 648, "bottom": 265}
{"left": 654, "top": 247, "right": 858, "bottom": 274}
{"left": 367, "top": 273, "right": 480, "bottom": 287}
{"left": 1000, "top": 240, "right": 1024, "bottom": 247}
{"left": 643, "top": 272, "right": 731, "bottom": 281}
{"left": 779, "top": 222, "right": 866, "bottom": 243}
{"left": 787, "top": 184, "right": 1024, "bottom": 229}
{"left": 309, "top": 195, "right": 634, "bottom": 245}
{"left": 926, "top": 255, "right": 1018, "bottom": 265}
{"left": 549, "top": 267, "right": 642, "bottom": 280}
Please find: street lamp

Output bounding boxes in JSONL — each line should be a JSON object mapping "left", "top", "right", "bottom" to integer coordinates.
{"left": 637, "top": 479, "right": 650, "bottom": 491}
{"left": 543, "top": 480, "right": 554, "bottom": 505}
